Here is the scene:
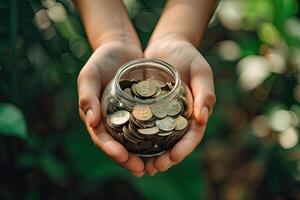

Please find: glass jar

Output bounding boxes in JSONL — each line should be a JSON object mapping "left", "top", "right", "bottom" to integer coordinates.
{"left": 101, "top": 59, "right": 193, "bottom": 157}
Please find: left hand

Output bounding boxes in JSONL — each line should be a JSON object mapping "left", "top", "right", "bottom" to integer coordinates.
{"left": 143, "top": 34, "right": 216, "bottom": 175}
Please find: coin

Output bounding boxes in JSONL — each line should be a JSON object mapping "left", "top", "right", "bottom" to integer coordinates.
{"left": 124, "top": 87, "right": 133, "bottom": 97}
{"left": 135, "top": 80, "right": 158, "bottom": 97}
{"left": 151, "top": 104, "right": 168, "bottom": 118}
{"left": 156, "top": 89, "right": 169, "bottom": 99}
{"left": 138, "top": 126, "right": 159, "bottom": 135}
{"left": 155, "top": 116, "right": 176, "bottom": 131}
{"left": 175, "top": 116, "right": 188, "bottom": 131}
{"left": 108, "top": 110, "right": 130, "bottom": 126}
{"left": 167, "top": 99, "right": 182, "bottom": 116}
{"left": 132, "top": 105, "right": 153, "bottom": 121}
{"left": 105, "top": 77, "right": 191, "bottom": 155}
{"left": 157, "top": 131, "right": 173, "bottom": 136}
{"left": 150, "top": 79, "right": 167, "bottom": 88}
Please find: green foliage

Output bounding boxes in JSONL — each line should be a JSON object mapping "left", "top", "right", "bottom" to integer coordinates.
{"left": 1, "top": 0, "right": 300, "bottom": 199}
{"left": 0, "top": 103, "right": 27, "bottom": 139}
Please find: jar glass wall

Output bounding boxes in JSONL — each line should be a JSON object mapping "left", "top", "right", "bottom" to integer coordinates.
{"left": 101, "top": 59, "right": 193, "bottom": 157}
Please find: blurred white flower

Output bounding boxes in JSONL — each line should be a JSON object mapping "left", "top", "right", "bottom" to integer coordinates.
{"left": 217, "top": 40, "right": 241, "bottom": 61}
{"left": 265, "top": 51, "right": 286, "bottom": 74}
{"left": 218, "top": 0, "right": 243, "bottom": 31}
{"left": 237, "top": 55, "right": 270, "bottom": 91}
{"left": 269, "top": 110, "right": 295, "bottom": 132}
{"left": 34, "top": 9, "right": 51, "bottom": 30}
{"left": 278, "top": 127, "right": 298, "bottom": 149}
{"left": 47, "top": 2, "right": 67, "bottom": 23}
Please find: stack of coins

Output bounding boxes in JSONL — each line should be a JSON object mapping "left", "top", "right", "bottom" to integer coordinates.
{"left": 105, "top": 78, "right": 191, "bottom": 156}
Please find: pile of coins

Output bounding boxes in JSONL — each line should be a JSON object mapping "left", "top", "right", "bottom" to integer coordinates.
{"left": 105, "top": 78, "right": 191, "bottom": 156}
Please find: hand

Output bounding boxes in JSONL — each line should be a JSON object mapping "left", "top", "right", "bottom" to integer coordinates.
{"left": 143, "top": 34, "right": 216, "bottom": 175}
{"left": 77, "top": 40, "right": 146, "bottom": 177}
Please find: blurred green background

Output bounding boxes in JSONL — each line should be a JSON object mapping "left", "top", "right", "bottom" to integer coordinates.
{"left": 1, "top": 0, "right": 300, "bottom": 199}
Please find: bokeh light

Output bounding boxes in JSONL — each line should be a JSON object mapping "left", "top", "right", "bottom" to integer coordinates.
{"left": 237, "top": 55, "right": 270, "bottom": 91}
{"left": 47, "top": 2, "right": 67, "bottom": 23}
{"left": 278, "top": 127, "right": 299, "bottom": 149}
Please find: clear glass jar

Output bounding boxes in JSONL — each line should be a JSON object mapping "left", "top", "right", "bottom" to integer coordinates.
{"left": 101, "top": 59, "right": 193, "bottom": 157}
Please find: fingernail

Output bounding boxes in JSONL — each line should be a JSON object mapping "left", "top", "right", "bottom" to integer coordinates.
{"left": 149, "top": 170, "right": 157, "bottom": 176}
{"left": 132, "top": 171, "right": 145, "bottom": 177}
{"left": 201, "top": 107, "right": 209, "bottom": 124}
{"left": 86, "top": 109, "right": 93, "bottom": 127}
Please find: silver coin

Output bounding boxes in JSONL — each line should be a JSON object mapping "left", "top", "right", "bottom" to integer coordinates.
{"left": 123, "top": 87, "right": 133, "bottom": 97}
{"left": 167, "top": 99, "right": 182, "bottom": 116}
{"left": 135, "top": 80, "right": 158, "bottom": 97}
{"left": 150, "top": 79, "right": 167, "bottom": 88}
{"left": 138, "top": 126, "right": 159, "bottom": 135}
{"left": 151, "top": 104, "right": 168, "bottom": 119}
{"left": 155, "top": 116, "right": 176, "bottom": 131}
{"left": 108, "top": 110, "right": 130, "bottom": 126}
{"left": 175, "top": 116, "right": 188, "bottom": 131}
{"left": 156, "top": 89, "right": 169, "bottom": 99}
{"left": 157, "top": 131, "right": 173, "bottom": 136}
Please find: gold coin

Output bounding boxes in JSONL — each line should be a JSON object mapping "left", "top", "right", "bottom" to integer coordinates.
{"left": 135, "top": 80, "right": 158, "bottom": 97}
{"left": 175, "top": 116, "right": 188, "bottom": 131}
{"left": 138, "top": 126, "right": 159, "bottom": 135}
{"left": 132, "top": 105, "right": 153, "bottom": 121}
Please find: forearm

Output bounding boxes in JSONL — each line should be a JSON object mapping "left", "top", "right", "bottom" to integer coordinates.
{"left": 75, "top": 0, "right": 140, "bottom": 50}
{"left": 149, "top": 0, "right": 217, "bottom": 46}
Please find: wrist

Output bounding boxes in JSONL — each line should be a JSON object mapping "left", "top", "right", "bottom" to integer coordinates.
{"left": 92, "top": 32, "right": 141, "bottom": 51}
{"left": 148, "top": 32, "right": 193, "bottom": 47}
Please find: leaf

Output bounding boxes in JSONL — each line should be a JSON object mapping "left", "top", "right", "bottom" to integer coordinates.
{"left": 0, "top": 103, "right": 27, "bottom": 139}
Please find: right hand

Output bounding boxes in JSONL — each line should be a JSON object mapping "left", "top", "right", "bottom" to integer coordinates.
{"left": 77, "top": 40, "right": 145, "bottom": 177}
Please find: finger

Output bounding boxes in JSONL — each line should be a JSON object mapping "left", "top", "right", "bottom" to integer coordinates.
{"left": 119, "top": 153, "right": 145, "bottom": 174}
{"left": 131, "top": 171, "right": 145, "bottom": 177}
{"left": 77, "top": 64, "right": 102, "bottom": 128}
{"left": 153, "top": 121, "right": 205, "bottom": 172}
{"left": 170, "top": 120, "right": 206, "bottom": 163}
{"left": 190, "top": 55, "right": 216, "bottom": 125}
{"left": 145, "top": 157, "right": 158, "bottom": 176}
{"left": 87, "top": 123, "right": 129, "bottom": 164}
{"left": 154, "top": 151, "right": 176, "bottom": 172}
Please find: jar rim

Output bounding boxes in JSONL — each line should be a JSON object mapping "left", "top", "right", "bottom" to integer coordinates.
{"left": 114, "top": 58, "right": 181, "bottom": 105}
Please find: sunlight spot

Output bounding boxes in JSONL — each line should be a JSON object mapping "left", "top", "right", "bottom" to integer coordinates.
{"left": 41, "top": 0, "right": 56, "bottom": 8}
{"left": 47, "top": 2, "right": 67, "bottom": 23}
{"left": 69, "top": 38, "right": 88, "bottom": 58}
{"left": 218, "top": 1, "right": 243, "bottom": 31}
{"left": 278, "top": 127, "right": 298, "bottom": 149}
{"left": 217, "top": 40, "right": 241, "bottom": 61}
{"left": 237, "top": 55, "right": 270, "bottom": 91}
{"left": 269, "top": 110, "right": 294, "bottom": 132}
{"left": 265, "top": 51, "right": 286, "bottom": 74}
{"left": 252, "top": 115, "right": 270, "bottom": 137}
{"left": 34, "top": 9, "right": 51, "bottom": 30}
{"left": 43, "top": 27, "right": 56, "bottom": 40}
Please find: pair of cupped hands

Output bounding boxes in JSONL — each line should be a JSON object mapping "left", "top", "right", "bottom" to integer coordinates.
{"left": 77, "top": 34, "right": 216, "bottom": 177}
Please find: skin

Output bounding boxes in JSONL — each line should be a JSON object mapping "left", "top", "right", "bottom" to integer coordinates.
{"left": 76, "top": 0, "right": 217, "bottom": 177}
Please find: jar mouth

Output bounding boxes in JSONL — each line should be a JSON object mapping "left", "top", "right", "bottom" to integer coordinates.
{"left": 114, "top": 58, "right": 181, "bottom": 105}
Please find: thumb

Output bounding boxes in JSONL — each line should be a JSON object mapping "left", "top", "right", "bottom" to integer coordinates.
{"left": 190, "top": 57, "right": 216, "bottom": 126}
{"left": 77, "top": 66, "right": 101, "bottom": 128}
